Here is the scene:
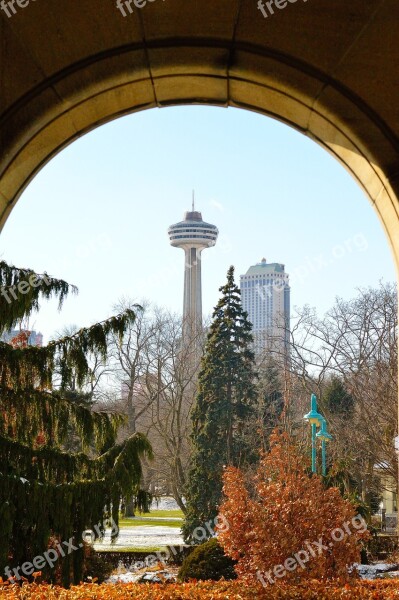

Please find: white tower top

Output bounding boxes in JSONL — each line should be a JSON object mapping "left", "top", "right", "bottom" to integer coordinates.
{"left": 168, "top": 206, "right": 218, "bottom": 250}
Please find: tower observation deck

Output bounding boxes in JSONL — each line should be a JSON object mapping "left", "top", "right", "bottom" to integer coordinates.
{"left": 168, "top": 206, "right": 218, "bottom": 330}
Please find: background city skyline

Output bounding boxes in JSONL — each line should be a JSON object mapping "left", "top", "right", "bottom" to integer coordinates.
{"left": 0, "top": 106, "right": 395, "bottom": 342}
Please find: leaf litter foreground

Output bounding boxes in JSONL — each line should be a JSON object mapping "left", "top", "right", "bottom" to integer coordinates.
{"left": 1, "top": 581, "right": 399, "bottom": 599}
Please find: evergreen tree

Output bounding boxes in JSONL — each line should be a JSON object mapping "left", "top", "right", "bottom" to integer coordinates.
{"left": 257, "top": 358, "right": 284, "bottom": 451}
{"left": 0, "top": 261, "right": 153, "bottom": 585}
{"left": 182, "top": 266, "right": 257, "bottom": 543}
{"left": 322, "top": 376, "right": 354, "bottom": 416}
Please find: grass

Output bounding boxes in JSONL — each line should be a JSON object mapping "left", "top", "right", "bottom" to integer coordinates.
{"left": 136, "top": 509, "right": 184, "bottom": 519}
{"left": 117, "top": 508, "right": 184, "bottom": 529}
{"left": 118, "top": 518, "right": 182, "bottom": 528}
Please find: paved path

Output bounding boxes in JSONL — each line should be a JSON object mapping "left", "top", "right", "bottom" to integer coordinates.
{"left": 94, "top": 525, "right": 184, "bottom": 550}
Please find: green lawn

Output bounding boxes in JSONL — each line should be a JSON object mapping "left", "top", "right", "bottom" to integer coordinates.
{"left": 137, "top": 509, "right": 184, "bottom": 519}
{"left": 119, "top": 517, "right": 182, "bottom": 528}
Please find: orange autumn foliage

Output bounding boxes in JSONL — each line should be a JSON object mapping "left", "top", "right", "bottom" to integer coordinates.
{"left": 218, "top": 431, "right": 370, "bottom": 585}
{"left": 34, "top": 432, "right": 46, "bottom": 447}
{"left": 9, "top": 331, "right": 30, "bottom": 349}
{"left": 0, "top": 580, "right": 399, "bottom": 599}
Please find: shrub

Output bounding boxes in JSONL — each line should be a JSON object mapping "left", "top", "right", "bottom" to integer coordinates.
{"left": 218, "top": 431, "right": 370, "bottom": 585}
{"left": 83, "top": 547, "right": 113, "bottom": 584}
{"left": 178, "top": 538, "right": 236, "bottom": 582}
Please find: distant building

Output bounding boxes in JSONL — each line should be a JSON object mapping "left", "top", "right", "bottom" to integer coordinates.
{"left": 374, "top": 464, "right": 398, "bottom": 532}
{"left": 240, "top": 258, "right": 290, "bottom": 360}
{"left": 1, "top": 329, "right": 43, "bottom": 347}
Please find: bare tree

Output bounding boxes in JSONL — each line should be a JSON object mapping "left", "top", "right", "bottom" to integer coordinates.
{"left": 136, "top": 310, "right": 203, "bottom": 512}
{"left": 275, "top": 283, "right": 398, "bottom": 509}
{"left": 107, "top": 300, "right": 161, "bottom": 435}
{"left": 105, "top": 301, "right": 204, "bottom": 512}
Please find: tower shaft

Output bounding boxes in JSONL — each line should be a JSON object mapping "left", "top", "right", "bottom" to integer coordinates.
{"left": 183, "top": 247, "right": 203, "bottom": 327}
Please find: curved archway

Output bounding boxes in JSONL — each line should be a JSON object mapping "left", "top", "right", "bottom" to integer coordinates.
{"left": 1, "top": 1, "right": 399, "bottom": 271}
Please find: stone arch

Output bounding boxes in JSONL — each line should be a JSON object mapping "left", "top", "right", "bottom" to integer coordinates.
{"left": 1, "top": 1, "right": 398, "bottom": 266}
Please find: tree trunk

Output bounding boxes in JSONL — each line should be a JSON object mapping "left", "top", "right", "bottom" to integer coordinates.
{"left": 124, "top": 497, "right": 136, "bottom": 517}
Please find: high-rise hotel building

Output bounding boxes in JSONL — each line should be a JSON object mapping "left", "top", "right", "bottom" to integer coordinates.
{"left": 240, "top": 258, "right": 290, "bottom": 359}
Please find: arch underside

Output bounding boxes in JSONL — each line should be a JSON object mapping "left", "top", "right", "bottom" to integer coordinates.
{"left": 1, "top": 1, "right": 399, "bottom": 271}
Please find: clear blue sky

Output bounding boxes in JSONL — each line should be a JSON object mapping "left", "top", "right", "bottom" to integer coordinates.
{"left": 0, "top": 106, "right": 396, "bottom": 342}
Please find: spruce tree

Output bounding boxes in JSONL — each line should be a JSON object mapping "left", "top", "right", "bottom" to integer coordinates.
{"left": 322, "top": 376, "right": 354, "bottom": 416}
{"left": 0, "top": 261, "right": 153, "bottom": 585}
{"left": 182, "top": 266, "right": 257, "bottom": 543}
{"left": 257, "top": 358, "right": 284, "bottom": 451}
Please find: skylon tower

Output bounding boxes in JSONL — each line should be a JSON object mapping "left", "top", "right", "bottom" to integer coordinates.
{"left": 168, "top": 197, "right": 218, "bottom": 329}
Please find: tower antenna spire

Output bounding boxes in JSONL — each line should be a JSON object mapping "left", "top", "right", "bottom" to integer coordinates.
{"left": 192, "top": 190, "right": 195, "bottom": 212}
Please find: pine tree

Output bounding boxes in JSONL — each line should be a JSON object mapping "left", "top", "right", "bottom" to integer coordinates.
{"left": 0, "top": 261, "right": 153, "bottom": 585}
{"left": 257, "top": 358, "right": 284, "bottom": 451}
{"left": 322, "top": 376, "right": 354, "bottom": 416}
{"left": 182, "top": 266, "right": 257, "bottom": 543}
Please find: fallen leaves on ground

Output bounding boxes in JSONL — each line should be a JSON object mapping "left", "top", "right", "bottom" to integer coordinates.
{"left": 0, "top": 580, "right": 399, "bottom": 599}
